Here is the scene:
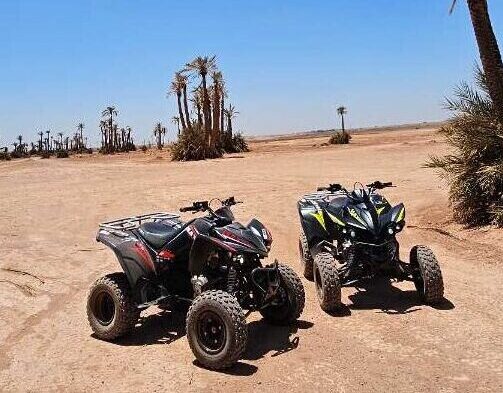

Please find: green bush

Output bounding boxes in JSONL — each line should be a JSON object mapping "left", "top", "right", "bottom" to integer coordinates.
{"left": 426, "top": 68, "right": 503, "bottom": 227}
{"left": 0, "top": 151, "right": 11, "bottom": 161}
{"left": 221, "top": 131, "right": 249, "bottom": 153}
{"left": 56, "top": 150, "right": 69, "bottom": 158}
{"left": 171, "top": 125, "right": 223, "bottom": 161}
{"left": 329, "top": 131, "right": 351, "bottom": 145}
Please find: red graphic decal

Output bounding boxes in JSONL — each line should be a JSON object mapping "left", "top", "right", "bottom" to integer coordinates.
{"left": 159, "top": 249, "right": 175, "bottom": 259}
{"left": 222, "top": 229, "right": 254, "bottom": 248}
{"left": 133, "top": 242, "right": 155, "bottom": 272}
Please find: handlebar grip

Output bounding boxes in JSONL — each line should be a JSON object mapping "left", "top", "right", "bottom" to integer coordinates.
{"left": 179, "top": 206, "right": 193, "bottom": 212}
{"left": 317, "top": 187, "right": 327, "bottom": 191}
{"left": 383, "top": 182, "right": 393, "bottom": 187}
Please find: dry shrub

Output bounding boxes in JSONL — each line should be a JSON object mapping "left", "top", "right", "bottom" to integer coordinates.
{"left": 426, "top": 68, "right": 503, "bottom": 227}
{"left": 329, "top": 131, "right": 351, "bottom": 145}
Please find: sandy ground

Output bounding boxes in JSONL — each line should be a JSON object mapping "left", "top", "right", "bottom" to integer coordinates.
{"left": 0, "top": 127, "right": 502, "bottom": 392}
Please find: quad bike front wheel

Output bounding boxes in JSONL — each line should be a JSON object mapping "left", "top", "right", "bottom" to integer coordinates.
{"left": 313, "top": 252, "right": 342, "bottom": 312}
{"left": 260, "top": 263, "right": 305, "bottom": 325}
{"left": 410, "top": 245, "right": 444, "bottom": 304}
{"left": 299, "top": 231, "right": 314, "bottom": 280}
{"left": 186, "top": 290, "right": 247, "bottom": 370}
{"left": 87, "top": 273, "right": 140, "bottom": 341}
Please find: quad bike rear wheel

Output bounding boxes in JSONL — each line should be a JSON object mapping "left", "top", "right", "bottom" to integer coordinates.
{"left": 87, "top": 273, "right": 140, "bottom": 341}
{"left": 260, "top": 263, "right": 305, "bottom": 325}
{"left": 313, "top": 252, "right": 342, "bottom": 312}
{"left": 410, "top": 245, "right": 444, "bottom": 304}
{"left": 299, "top": 231, "right": 314, "bottom": 280}
{"left": 186, "top": 290, "right": 247, "bottom": 370}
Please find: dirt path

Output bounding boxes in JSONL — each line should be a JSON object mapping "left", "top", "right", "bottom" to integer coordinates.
{"left": 0, "top": 128, "right": 502, "bottom": 392}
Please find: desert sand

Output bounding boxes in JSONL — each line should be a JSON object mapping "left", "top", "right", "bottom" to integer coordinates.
{"left": 0, "top": 127, "right": 502, "bottom": 392}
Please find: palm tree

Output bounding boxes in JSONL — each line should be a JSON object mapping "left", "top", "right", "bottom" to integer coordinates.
{"left": 154, "top": 122, "right": 166, "bottom": 150}
{"left": 223, "top": 104, "right": 239, "bottom": 137}
{"left": 220, "top": 84, "right": 227, "bottom": 134}
{"left": 77, "top": 123, "right": 84, "bottom": 150}
{"left": 191, "top": 87, "right": 204, "bottom": 126}
{"left": 17, "top": 135, "right": 23, "bottom": 150}
{"left": 102, "top": 107, "right": 117, "bottom": 150}
{"left": 336, "top": 106, "right": 347, "bottom": 132}
{"left": 172, "top": 116, "right": 181, "bottom": 135}
{"left": 170, "top": 74, "right": 187, "bottom": 131}
{"left": 185, "top": 56, "right": 217, "bottom": 143}
{"left": 451, "top": 0, "right": 503, "bottom": 119}
{"left": 211, "top": 71, "right": 224, "bottom": 147}
{"left": 57, "top": 132, "right": 64, "bottom": 150}
{"left": 45, "top": 130, "right": 51, "bottom": 152}
{"left": 37, "top": 131, "right": 44, "bottom": 152}
{"left": 177, "top": 72, "right": 192, "bottom": 130}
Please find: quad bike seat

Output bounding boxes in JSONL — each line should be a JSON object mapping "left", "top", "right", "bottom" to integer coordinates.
{"left": 138, "top": 221, "right": 182, "bottom": 249}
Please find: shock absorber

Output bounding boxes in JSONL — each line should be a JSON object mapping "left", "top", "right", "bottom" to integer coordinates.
{"left": 227, "top": 266, "right": 238, "bottom": 295}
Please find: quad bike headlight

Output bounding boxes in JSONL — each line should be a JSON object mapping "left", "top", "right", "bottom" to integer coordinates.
{"left": 395, "top": 223, "right": 403, "bottom": 232}
{"left": 350, "top": 230, "right": 356, "bottom": 238}
{"left": 387, "top": 227, "right": 394, "bottom": 235}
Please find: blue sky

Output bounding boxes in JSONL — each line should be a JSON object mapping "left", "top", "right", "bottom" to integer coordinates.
{"left": 1, "top": 0, "right": 502, "bottom": 146}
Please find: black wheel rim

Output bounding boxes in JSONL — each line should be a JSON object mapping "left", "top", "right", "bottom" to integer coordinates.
{"left": 93, "top": 291, "right": 115, "bottom": 326}
{"left": 196, "top": 311, "right": 226, "bottom": 354}
{"left": 314, "top": 265, "right": 324, "bottom": 301}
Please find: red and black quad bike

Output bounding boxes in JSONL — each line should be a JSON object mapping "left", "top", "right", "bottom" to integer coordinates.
{"left": 298, "top": 181, "right": 444, "bottom": 313}
{"left": 87, "top": 197, "right": 305, "bottom": 369}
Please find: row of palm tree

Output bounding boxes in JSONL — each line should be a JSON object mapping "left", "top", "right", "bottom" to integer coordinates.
{"left": 169, "top": 56, "right": 245, "bottom": 159}
{"left": 2, "top": 124, "right": 91, "bottom": 160}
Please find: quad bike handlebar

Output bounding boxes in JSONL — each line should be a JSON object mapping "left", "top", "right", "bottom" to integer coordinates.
{"left": 316, "top": 181, "right": 394, "bottom": 194}
{"left": 317, "top": 183, "right": 345, "bottom": 192}
{"left": 179, "top": 196, "right": 242, "bottom": 214}
{"left": 366, "top": 181, "right": 394, "bottom": 190}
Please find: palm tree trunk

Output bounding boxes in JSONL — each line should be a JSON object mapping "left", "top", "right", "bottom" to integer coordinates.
{"left": 467, "top": 0, "right": 503, "bottom": 119}
{"left": 211, "top": 86, "right": 221, "bottom": 148}
{"left": 182, "top": 85, "right": 192, "bottom": 130}
{"left": 220, "top": 97, "right": 225, "bottom": 134}
{"left": 228, "top": 116, "right": 233, "bottom": 137}
{"left": 177, "top": 92, "right": 187, "bottom": 130}
{"left": 201, "top": 73, "right": 211, "bottom": 148}
{"left": 341, "top": 115, "right": 345, "bottom": 132}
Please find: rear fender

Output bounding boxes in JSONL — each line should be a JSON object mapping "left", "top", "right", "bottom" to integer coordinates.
{"left": 298, "top": 202, "right": 328, "bottom": 247}
{"left": 96, "top": 229, "right": 156, "bottom": 288}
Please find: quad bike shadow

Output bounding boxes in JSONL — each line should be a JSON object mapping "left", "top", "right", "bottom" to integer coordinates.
{"left": 346, "top": 277, "right": 455, "bottom": 315}
{"left": 192, "top": 318, "right": 314, "bottom": 376}
{"left": 101, "top": 309, "right": 313, "bottom": 376}
{"left": 105, "top": 309, "right": 187, "bottom": 347}
{"left": 244, "top": 319, "right": 314, "bottom": 360}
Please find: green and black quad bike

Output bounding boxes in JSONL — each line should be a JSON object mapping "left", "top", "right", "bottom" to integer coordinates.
{"left": 297, "top": 181, "right": 444, "bottom": 312}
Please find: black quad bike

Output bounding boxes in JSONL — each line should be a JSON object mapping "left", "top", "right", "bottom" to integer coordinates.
{"left": 297, "top": 181, "right": 444, "bottom": 312}
{"left": 87, "top": 197, "right": 304, "bottom": 369}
